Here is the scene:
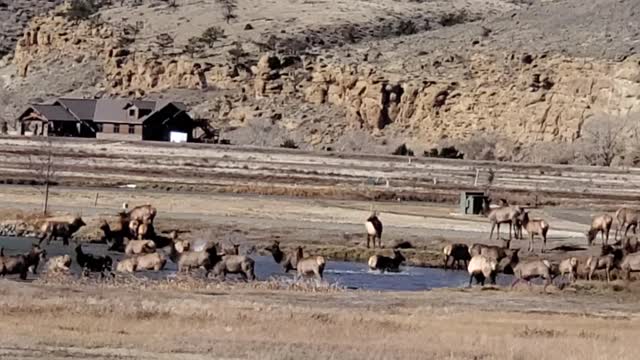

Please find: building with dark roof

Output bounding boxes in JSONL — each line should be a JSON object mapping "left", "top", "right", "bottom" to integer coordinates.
{"left": 17, "top": 98, "right": 195, "bottom": 142}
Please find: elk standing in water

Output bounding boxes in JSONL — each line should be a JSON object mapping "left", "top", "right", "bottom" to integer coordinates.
{"left": 614, "top": 207, "right": 639, "bottom": 240}
{"left": 587, "top": 214, "right": 613, "bottom": 246}
{"left": 264, "top": 241, "right": 301, "bottom": 273}
{"left": 0, "top": 245, "right": 47, "bottom": 280}
{"left": 365, "top": 211, "right": 383, "bottom": 248}
{"left": 368, "top": 250, "right": 405, "bottom": 273}
{"left": 467, "top": 255, "right": 498, "bottom": 287}
{"left": 511, "top": 259, "right": 554, "bottom": 291}
{"left": 443, "top": 243, "right": 470, "bottom": 270}
{"left": 520, "top": 212, "right": 549, "bottom": 253}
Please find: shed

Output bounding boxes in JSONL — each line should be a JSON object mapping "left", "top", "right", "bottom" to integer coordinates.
{"left": 460, "top": 191, "right": 488, "bottom": 215}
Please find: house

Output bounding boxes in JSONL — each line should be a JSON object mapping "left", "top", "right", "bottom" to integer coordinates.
{"left": 17, "top": 98, "right": 195, "bottom": 142}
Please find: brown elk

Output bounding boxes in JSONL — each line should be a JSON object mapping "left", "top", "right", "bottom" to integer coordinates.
{"left": 365, "top": 211, "right": 383, "bottom": 248}
{"left": 511, "top": 259, "right": 554, "bottom": 291}
{"left": 124, "top": 240, "right": 156, "bottom": 256}
{"left": 128, "top": 204, "right": 157, "bottom": 225}
{"left": 586, "top": 214, "right": 613, "bottom": 246}
{"left": 212, "top": 254, "right": 256, "bottom": 281}
{"left": 0, "top": 245, "right": 47, "bottom": 280}
{"left": 443, "top": 243, "right": 471, "bottom": 270}
{"left": 520, "top": 212, "right": 549, "bottom": 253}
{"left": 619, "top": 252, "right": 640, "bottom": 280}
{"left": 38, "top": 217, "right": 86, "bottom": 246}
{"left": 264, "top": 241, "right": 300, "bottom": 273}
{"left": 614, "top": 207, "right": 639, "bottom": 240}
{"left": 368, "top": 250, "right": 405, "bottom": 273}
{"left": 487, "top": 206, "right": 523, "bottom": 247}
{"left": 170, "top": 241, "right": 220, "bottom": 275}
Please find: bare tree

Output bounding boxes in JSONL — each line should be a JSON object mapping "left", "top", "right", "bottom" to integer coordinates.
{"left": 28, "top": 139, "right": 57, "bottom": 215}
{"left": 578, "top": 115, "right": 627, "bottom": 166}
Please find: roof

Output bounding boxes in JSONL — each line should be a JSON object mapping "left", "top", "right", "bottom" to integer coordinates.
{"left": 93, "top": 99, "right": 187, "bottom": 124}
{"left": 30, "top": 105, "right": 78, "bottom": 122}
{"left": 22, "top": 98, "right": 189, "bottom": 125}
{"left": 56, "top": 99, "right": 97, "bottom": 121}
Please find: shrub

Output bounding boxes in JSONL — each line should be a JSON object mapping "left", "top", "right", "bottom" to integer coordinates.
{"left": 392, "top": 144, "right": 414, "bottom": 156}
{"left": 424, "top": 146, "right": 463, "bottom": 159}
{"left": 280, "top": 139, "right": 298, "bottom": 149}
{"left": 199, "top": 26, "right": 225, "bottom": 48}
{"left": 64, "top": 0, "right": 100, "bottom": 20}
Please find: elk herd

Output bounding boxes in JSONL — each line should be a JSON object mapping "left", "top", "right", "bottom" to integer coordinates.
{"left": 445, "top": 202, "right": 640, "bottom": 289}
{"left": 2, "top": 200, "right": 640, "bottom": 292}
{"left": 0, "top": 203, "right": 325, "bottom": 282}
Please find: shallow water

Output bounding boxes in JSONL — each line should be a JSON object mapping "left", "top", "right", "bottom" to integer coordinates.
{"left": 0, "top": 237, "right": 513, "bottom": 291}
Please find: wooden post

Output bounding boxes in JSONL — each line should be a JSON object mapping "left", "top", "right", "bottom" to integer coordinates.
{"left": 474, "top": 168, "right": 480, "bottom": 187}
{"left": 94, "top": 192, "right": 99, "bottom": 207}
{"left": 42, "top": 181, "right": 50, "bottom": 215}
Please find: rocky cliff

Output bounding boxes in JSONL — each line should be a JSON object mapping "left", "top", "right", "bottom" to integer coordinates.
{"left": 5, "top": 0, "right": 640, "bottom": 159}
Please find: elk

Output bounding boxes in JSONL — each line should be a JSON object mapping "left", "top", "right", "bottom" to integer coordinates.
{"left": 511, "top": 259, "right": 554, "bottom": 291}
{"left": 487, "top": 205, "right": 523, "bottom": 247}
{"left": 619, "top": 252, "right": 640, "bottom": 280}
{"left": 170, "top": 241, "right": 220, "bottom": 275}
{"left": 443, "top": 243, "right": 471, "bottom": 270}
{"left": 124, "top": 240, "right": 156, "bottom": 256}
{"left": 469, "top": 243, "right": 520, "bottom": 274}
{"left": 614, "top": 207, "right": 639, "bottom": 240}
{"left": 586, "top": 214, "right": 613, "bottom": 246}
{"left": 368, "top": 250, "right": 405, "bottom": 273}
{"left": 223, "top": 242, "right": 241, "bottom": 256}
{"left": 99, "top": 220, "right": 127, "bottom": 252}
{"left": 46, "top": 255, "right": 72, "bottom": 274}
{"left": 264, "top": 241, "right": 300, "bottom": 273}
{"left": 116, "top": 257, "right": 137, "bottom": 273}
{"left": 211, "top": 254, "right": 256, "bottom": 281}
{"left": 38, "top": 216, "right": 86, "bottom": 246}
{"left": 295, "top": 254, "right": 326, "bottom": 281}
{"left": 75, "top": 244, "right": 112, "bottom": 277}
{"left": 558, "top": 257, "right": 579, "bottom": 283}
{"left": 117, "top": 252, "right": 167, "bottom": 272}
{"left": 467, "top": 255, "right": 497, "bottom": 286}
{"left": 0, "top": 245, "right": 47, "bottom": 280}
{"left": 128, "top": 204, "right": 157, "bottom": 225}
{"left": 586, "top": 254, "right": 615, "bottom": 282}
{"left": 520, "top": 212, "right": 549, "bottom": 253}
{"left": 365, "top": 211, "right": 383, "bottom": 248}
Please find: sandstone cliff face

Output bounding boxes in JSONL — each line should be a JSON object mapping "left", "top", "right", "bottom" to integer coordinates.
{"left": 13, "top": 14, "right": 640, "bottom": 148}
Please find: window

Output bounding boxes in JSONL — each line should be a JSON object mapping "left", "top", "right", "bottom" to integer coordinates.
{"left": 113, "top": 124, "right": 120, "bottom": 133}
{"left": 129, "top": 109, "right": 136, "bottom": 117}
{"left": 96, "top": 123, "right": 103, "bottom": 132}
{"left": 128, "top": 125, "right": 135, "bottom": 134}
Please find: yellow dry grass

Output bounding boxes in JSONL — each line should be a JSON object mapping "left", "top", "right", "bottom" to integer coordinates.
{"left": 0, "top": 279, "right": 639, "bottom": 360}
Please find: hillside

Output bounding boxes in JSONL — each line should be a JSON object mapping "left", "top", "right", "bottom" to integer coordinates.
{"left": 1, "top": 0, "right": 640, "bottom": 162}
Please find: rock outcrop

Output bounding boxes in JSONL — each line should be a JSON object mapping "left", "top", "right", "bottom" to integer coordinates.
{"left": 12, "top": 13, "right": 640, "bottom": 148}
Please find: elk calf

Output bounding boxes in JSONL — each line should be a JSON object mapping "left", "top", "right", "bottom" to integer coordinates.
{"left": 368, "top": 250, "right": 405, "bottom": 273}
{"left": 125, "top": 240, "right": 156, "bottom": 256}
{"left": 296, "top": 255, "right": 326, "bottom": 281}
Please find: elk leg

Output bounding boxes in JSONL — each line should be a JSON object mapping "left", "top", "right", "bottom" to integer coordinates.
{"left": 511, "top": 278, "right": 520, "bottom": 289}
{"left": 496, "top": 223, "right": 501, "bottom": 241}
{"left": 508, "top": 220, "right": 512, "bottom": 241}
{"left": 443, "top": 255, "right": 449, "bottom": 269}
{"left": 366, "top": 235, "right": 370, "bottom": 249}
{"left": 542, "top": 234, "right": 547, "bottom": 253}
{"left": 606, "top": 267, "right": 610, "bottom": 283}
{"left": 489, "top": 222, "right": 496, "bottom": 240}
{"left": 468, "top": 274, "right": 474, "bottom": 287}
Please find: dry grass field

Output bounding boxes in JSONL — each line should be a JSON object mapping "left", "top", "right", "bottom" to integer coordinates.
{"left": 1, "top": 279, "right": 639, "bottom": 360}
